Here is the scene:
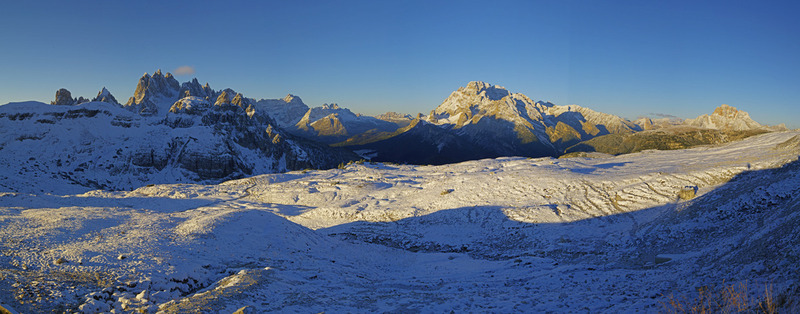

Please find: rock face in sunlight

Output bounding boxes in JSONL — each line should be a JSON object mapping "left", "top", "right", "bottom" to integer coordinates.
{"left": 51, "top": 88, "right": 88, "bottom": 106}
{"left": 0, "top": 131, "right": 798, "bottom": 313}
{"left": 685, "top": 104, "right": 783, "bottom": 131}
{"left": 339, "top": 81, "right": 644, "bottom": 164}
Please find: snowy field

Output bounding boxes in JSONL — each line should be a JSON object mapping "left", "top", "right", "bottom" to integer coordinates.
{"left": 2, "top": 131, "right": 800, "bottom": 313}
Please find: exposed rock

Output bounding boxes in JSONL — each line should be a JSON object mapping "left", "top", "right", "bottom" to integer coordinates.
{"left": 376, "top": 112, "right": 416, "bottom": 128}
{"left": 252, "top": 94, "right": 311, "bottom": 127}
{"left": 92, "top": 87, "right": 120, "bottom": 106}
{"left": 679, "top": 186, "right": 697, "bottom": 200}
{"left": 51, "top": 88, "right": 76, "bottom": 106}
{"left": 169, "top": 96, "right": 212, "bottom": 115}
{"left": 214, "top": 90, "right": 233, "bottom": 106}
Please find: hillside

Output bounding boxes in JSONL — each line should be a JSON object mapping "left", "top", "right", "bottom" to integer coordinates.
{"left": 1, "top": 131, "right": 798, "bottom": 312}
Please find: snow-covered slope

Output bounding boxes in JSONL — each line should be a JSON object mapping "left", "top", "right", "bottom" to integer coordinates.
{"left": 0, "top": 95, "right": 356, "bottom": 193}
{"left": 1, "top": 131, "right": 798, "bottom": 313}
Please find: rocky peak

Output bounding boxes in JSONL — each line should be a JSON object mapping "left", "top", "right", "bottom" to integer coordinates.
{"left": 125, "top": 70, "right": 181, "bottom": 115}
{"left": 50, "top": 88, "right": 89, "bottom": 106}
{"left": 92, "top": 87, "right": 120, "bottom": 106}
{"left": 51, "top": 88, "right": 76, "bottom": 106}
{"left": 685, "top": 104, "right": 764, "bottom": 131}
{"left": 164, "top": 72, "right": 180, "bottom": 92}
{"left": 283, "top": 94, "right": 303, "bottom": 104}
{"left": 215, "top": 90, "right": 233, "bottom": 106}
{"left": 321, "top": 103, "right": 341, "bottom": 110}
{"left": 460, "top": 81, "right": 510, "bottom": 101}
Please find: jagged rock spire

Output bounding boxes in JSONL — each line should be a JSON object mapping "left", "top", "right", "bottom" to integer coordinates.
{"left": 92, "top": 87, "right": 120, "bottom": 106}
{"left": 51, "top": 88, "right": 75, "bottom": 106}
{"left": 124, "top": 70, "right": 181, "bottom": 115}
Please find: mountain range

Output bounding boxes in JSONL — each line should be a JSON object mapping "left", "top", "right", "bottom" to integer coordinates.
{"left": 0, "top": 71, "right": 786, "bottom": 191}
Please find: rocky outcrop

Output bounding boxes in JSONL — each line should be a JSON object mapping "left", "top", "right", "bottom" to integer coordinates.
{"left": 50, "top": 88, "right": 89, "bottom": 106}
{"left": 178, "top": 78, "right": 214, "bottom": 100}
{"left": 214, "top": 89, "right": 234, "bottom": 106}
{"left": 125, "top": 70, "right": 181, "bottom": 115}
{"left": 51, "top": 88, "right": 76, "bottom": 106}
{"left": 92, "top": 87, "right": 120, "bottom": 106}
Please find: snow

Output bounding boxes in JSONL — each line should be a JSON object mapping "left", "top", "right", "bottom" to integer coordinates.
{"left": 1, "top": 131, "right": 799, "bottom": 312}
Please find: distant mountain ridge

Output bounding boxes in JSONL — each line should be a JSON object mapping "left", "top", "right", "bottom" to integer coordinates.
{"left": 335, "top": 82, "right": 784, "bottom": 164}
{"left": 0, "top": 73, "right": 788, "bottom": 193}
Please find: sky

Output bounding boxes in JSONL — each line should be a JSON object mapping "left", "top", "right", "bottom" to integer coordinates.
{"left": 1, "top": 0, "right": 798, "bottom": 128}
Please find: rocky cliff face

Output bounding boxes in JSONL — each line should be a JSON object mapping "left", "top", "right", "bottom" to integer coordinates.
{"left": 339, "top": 81, "right": 642, "bottom": 163}
{"left": 252, "top": 94, "right": 311, "bottom": 127}
{"left": 427, "top": 81, "right": 641, "bottom": 155}
{"left": 51, "top": 88, "right": 89, "bottom": 106}
{"left": 125, "top": 70, "right": 181, "bottom": 115}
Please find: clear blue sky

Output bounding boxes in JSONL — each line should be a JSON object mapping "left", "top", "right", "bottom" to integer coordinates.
{"left": 1, "top": 0, "right": 798, "bottom": 127}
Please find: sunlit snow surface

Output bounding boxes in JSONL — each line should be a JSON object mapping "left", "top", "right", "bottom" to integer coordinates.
{"left": 2, "top": 132, "right": 800, "bottom": 313}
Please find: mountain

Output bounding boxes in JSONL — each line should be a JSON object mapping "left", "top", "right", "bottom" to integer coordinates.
{"left": 50, "top": 88, "right": 89, "bottom": 106}
{"left": 92, "top": 87, "right": 120, "bottom": 106}
{"left": 684, "top": 104, "right": 779, "bottom": 131}
{"left": 124, "top": 70, "right": 181, "bottom": 115}
{"left": 336, "top": 119, "right": 494, "bottom": 164}
{"left": 564, "top": 104, "right": 788, "bottom": 156}
{"left": 3, "top": 130, "right": 799, "bottom": 313}
{"left": 254, "top": 100, "right": 401, "bottom": 144}
{"left": 375, "top": 112, "right": 416, "bottom": 128}
{"left": 0, "top": 71, "right": 358, "bottom": 193}
{"left": 336, "top": 81, "right": 642, "bottom": 164}
{"left": 429, "top": 81, "right": 643, "bottom": 150}
{"left": 252, "top": 94, "right": 310, "bottom": 127}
